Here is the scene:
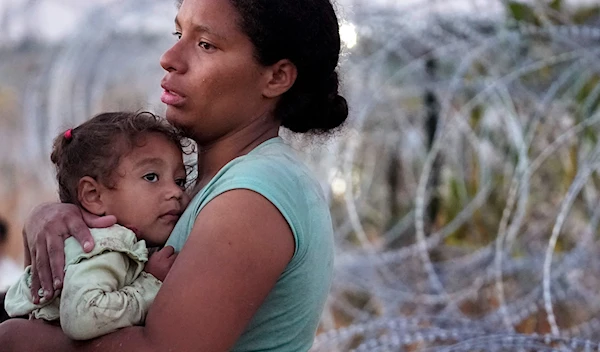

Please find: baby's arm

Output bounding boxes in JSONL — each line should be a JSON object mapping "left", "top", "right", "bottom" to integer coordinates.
{"left": 59, "top": 252, "right": 161, "bottom": 340}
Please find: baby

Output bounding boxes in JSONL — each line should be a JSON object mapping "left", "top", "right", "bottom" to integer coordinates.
{"left": 4, "top": 111, "right": 190, "bottom": 340}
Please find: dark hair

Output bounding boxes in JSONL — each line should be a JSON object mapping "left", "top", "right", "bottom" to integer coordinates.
{"left": 177, "top": 0, "right": 349, "bottom": 134}
{"left": 0, "top": 217, "right": 7, "bottom": 244}
{"left": 51, "top": 111, "right": 188, "bottom": 206}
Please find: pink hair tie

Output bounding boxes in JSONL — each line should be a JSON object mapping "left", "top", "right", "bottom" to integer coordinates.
{"left": 64, "top": 129, "right": 73, "bottom": 141}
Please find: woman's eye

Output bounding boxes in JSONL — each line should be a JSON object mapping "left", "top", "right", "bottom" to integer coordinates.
{"left": 172, "top": 31, "right": 182, "bottom": 40}
{"left": 143, "top": 173, "right": 159, "bottom": 183}
{"left": 198, "top": 41, "right": 214, "bottom": 50}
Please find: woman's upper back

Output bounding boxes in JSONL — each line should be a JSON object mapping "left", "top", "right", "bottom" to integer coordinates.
{"left": 167, "top": 137, "right": 334, "bottom": 351}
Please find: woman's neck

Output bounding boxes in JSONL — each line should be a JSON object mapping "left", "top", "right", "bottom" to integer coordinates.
{"left": 193, "top": 121, "right": 280, "bottom": 190}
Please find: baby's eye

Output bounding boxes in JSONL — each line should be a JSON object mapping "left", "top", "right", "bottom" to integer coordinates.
{"left": 143, "top": 173, "right": 159, "bottom": 183}
{"left": 175, "top": 178, "right": 187, "bottom": 189}
{"left": 172, "top": 31, "right": 182, "bottom": 40}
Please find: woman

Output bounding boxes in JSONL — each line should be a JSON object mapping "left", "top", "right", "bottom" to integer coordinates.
{"left": 0, "top": 0, "right": 348, "bottom": 351}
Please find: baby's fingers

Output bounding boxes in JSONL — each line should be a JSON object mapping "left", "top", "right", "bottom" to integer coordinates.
{"left": 158, "top": 245, "right": 175, "bottom": 258}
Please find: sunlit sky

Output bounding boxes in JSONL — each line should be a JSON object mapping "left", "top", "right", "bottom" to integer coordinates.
{"left": 0, "top": 0, "right": 597, "bottom": 44}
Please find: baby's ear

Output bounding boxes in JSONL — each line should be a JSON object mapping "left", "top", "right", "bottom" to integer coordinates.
{"left": 77, "top": 176, "right": 106, "bottom": 216}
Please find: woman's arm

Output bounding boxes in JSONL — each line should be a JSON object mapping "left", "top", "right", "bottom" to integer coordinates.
{"left": 3, "top": 189, "right": 294, "bottom": 352}
{"left": 60, "top": 252, "right": 162, "bottom": 340}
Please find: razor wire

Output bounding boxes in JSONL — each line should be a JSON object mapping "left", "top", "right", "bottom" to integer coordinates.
{"left": 4, "top": 0, "right": 600, "bottom": 351}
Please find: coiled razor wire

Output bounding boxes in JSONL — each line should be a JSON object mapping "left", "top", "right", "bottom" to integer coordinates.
{"left": 5, "top": 0, "right": 600, "bottom": 350}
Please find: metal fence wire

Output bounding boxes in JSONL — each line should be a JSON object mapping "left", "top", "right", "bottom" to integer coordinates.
{"left": 4, "top": 0, "right": 600, "bottom": 351}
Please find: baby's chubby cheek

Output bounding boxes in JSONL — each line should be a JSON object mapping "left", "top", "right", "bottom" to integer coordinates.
{"left": 181, "top": 193, "right": 191, "bottom": 209}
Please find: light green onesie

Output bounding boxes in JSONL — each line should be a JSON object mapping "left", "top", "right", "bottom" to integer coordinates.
{"left": 4, "top": 224, "right": 162, "bottom": 340}
{"left": 166, "top": 137, "right": 335, "bottom": 352}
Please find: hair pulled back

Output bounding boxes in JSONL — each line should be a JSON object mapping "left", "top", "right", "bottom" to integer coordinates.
{"left": 51, "top": 111, "right": 186, "bottom": 206}
{"left": 229, "top": 0, "right": 349, "bottom": 133}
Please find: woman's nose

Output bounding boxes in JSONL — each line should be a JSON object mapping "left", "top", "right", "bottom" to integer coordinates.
{"left": 160, "top": 41, "right": 187, "bottom": 74}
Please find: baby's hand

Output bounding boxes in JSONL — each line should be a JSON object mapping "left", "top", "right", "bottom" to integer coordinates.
{"left": 145, "top": 246, "right": 177, "bottom": 281}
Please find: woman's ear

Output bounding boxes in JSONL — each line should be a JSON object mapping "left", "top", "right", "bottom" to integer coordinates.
{"left": 77, "top": 176, "right": 106, "bottom": 216}
{"left": 262, "top": 59, "right": 297, "bottom": 98}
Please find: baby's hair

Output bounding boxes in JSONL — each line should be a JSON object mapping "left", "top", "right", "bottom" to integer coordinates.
{"left": 51, "top": 111, "right": 188, "bottom": 206}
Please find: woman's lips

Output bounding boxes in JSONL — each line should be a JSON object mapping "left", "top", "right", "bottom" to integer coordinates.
{"left": 161, "top": 89, "right": 186, "bottom": 107}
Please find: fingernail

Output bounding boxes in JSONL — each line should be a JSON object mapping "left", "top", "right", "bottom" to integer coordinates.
{"left": 83, "top": 242, "right": 92, "bottom": 252}
{"left": 54, "top": 279, "right": 61, "bottom": 289}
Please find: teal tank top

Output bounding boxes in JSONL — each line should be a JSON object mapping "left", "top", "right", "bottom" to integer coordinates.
{"left": 166, "top": 137, "right": 334, "bottom": 352}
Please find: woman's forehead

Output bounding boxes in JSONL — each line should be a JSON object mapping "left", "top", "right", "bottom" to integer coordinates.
{"left": 177, "top": 0, "right": 238, "bottom": 19}
{"left": 175, "top": 0, "right": 240, "bottom": 35}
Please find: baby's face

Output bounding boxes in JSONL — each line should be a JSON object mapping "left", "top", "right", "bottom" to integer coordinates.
{"left": 101, "top": 132, "right": 189, "bottom": 246}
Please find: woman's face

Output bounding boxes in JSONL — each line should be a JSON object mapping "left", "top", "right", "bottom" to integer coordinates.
{"left": 160, "top": 0, "right": 271, "bottom": 143}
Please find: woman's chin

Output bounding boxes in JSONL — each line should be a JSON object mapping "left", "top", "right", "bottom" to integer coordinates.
{"left": 165, "top": 106, "right": 181, "bottom": 123}
{"left": 165, "top": 110, "right": 191, "bottom": 131}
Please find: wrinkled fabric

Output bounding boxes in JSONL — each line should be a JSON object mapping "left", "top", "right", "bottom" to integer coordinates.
{"left": 4, "top": 225, "right": 162, "bottom": 340}
{"left": 0, "top": 257, "right": 22, "bottom": 292}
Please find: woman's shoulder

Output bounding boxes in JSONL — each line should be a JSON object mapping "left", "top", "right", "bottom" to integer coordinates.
{"left": 219, "top": 138, "right": 315, "bottom": 187}
{"left": 199, "top": 139, "right": 323, "bottom": 210}
{"left": 169, "top": 137, "right": 330, "bottom": 253}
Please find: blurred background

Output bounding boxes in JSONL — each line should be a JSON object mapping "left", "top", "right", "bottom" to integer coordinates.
{"left": 3, "top": 0, "right": 600, "bottom": 350}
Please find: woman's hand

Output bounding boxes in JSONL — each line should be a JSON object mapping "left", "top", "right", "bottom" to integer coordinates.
{"left": 23, "top": 202, "right": 116, "bottom": 303}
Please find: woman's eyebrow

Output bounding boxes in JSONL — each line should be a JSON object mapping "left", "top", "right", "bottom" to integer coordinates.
{"left": 174, "top": 16, "right": 225, "bottom": 41}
